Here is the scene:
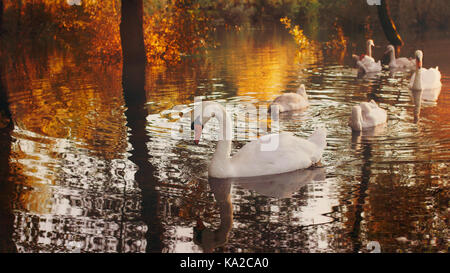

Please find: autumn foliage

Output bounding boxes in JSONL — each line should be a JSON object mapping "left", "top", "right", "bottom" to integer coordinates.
{"left": 144, "top": 0, "right": 212, "bottom": 64}
{"left": 1, "top": 0, "right": 211, "bottom": 64}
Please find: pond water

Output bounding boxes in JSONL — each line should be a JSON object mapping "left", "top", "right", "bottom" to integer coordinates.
{"left": 0, "top": 27, "right": 448, "bottom": 253}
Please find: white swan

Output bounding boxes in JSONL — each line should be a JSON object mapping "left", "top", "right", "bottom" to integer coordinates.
{"left": 349, "top": 100, "right": 387, "bottom": 131}
{"left": 384, "top": 45, "right": 415, "bottom": 70}
{"left": 191, "top": 101, "right": 327, "bottom": 178}
{"left": 409, "top": 50, "right": 442, "bottom": 101}
{"left": 269, "top": 84, "right": 309, "bottom": 113}
{"left": 352, "top": 40, "right": 382, "bottom": 73}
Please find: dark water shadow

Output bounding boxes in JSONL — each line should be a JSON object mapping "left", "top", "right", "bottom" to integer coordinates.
{"left": 0, "top": 66, "right": 16, "bottom": 252}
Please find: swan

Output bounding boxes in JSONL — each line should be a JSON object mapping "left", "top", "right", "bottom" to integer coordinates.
{"left": 409, "top": 50, "right": 442, "bottom": 101}
{"left": 269, "top": 84, "right": 309, "bottom": 113}
{"left": 354, "top": 39, "right": 376, "bottom": 63}
{"left": 384, "top": 45, "right": 415, "bottom": 70}
{"left": 352, "top": 54, "right": 382, "bottom": 74}
{"left": 191, "top": 101, "right": 327, "bottom": 178}
{"left": 352, "top": 40, "right": 382, "bottom": 73}
{"left": 349, "top": 100, "right": 387, "bottom": 131}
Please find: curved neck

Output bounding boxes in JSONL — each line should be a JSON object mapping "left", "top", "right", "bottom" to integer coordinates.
{"left": 412, "top": 68, "right": 422, "bottom": 90}
{"left": 211, "top": 104, "right": 233, "bottom": 162}
{"left": 389, "top": 50, "right": 396, "bottom": 63}
{"left": 367, "top": 44, "right": 372, "bottom": 58}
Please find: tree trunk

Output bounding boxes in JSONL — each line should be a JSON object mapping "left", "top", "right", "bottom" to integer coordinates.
{"left": 120, "top": 0, "right": 163, "bottom": 253}
{"left": 377, "top": 0, "right": 404, "bottom": 47}
{"left": 0, "top": 0, "right": 3, "bottom": 33}
{"left": 120, "top": 0, "right": 146, "bottom": 65}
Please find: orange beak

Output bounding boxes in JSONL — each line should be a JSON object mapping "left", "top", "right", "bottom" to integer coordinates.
{"left": 416, "top": 60, "right": 422, "bottom": 69}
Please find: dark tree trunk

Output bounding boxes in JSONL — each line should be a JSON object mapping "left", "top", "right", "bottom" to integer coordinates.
{"left": 0, "top": 0, "right": 16, "bottom": 252}
{"left": 120, "top": 0, "right": 163, "bottom": 253}
{"left": 377, "top": 0, "right": 404, "bottom": 48}
{"left": 0, "top": 79, "right": 11, "bottom": 127}
{"left": 0, "top": 0, "right": 3, "bottom": 33}
{"left": 0, "top": 0, "right": 12, "bottom": 128}
{"left": 0, "top": 123, "right": 16, "bottom": 252}
{"left": 120, "top": 0, "right": 146, "bottom": 65}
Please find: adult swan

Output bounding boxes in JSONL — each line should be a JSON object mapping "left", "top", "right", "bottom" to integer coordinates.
{"left": 191, "top": 101, "right": 327, "bottom": 178}
{"left": 409, "top": 50, "right": 442, "bottom": 101}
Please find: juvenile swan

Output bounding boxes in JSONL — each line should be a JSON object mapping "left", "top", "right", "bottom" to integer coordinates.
{"left": 191, "top": 101, "right": 327, "bottom": 178}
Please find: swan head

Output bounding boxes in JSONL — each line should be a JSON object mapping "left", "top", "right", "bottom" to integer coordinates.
{"left": 191, "top": 101, "right": 230, "bottom": 144}
{"left": 350, "top": 105, "right": 363, "bottom": 131}
{"left": 415, "top": 50, "right": 423, "bottom": 69}
{"left": 384, "top": 45, "right": 395, "bottom": 55}
{"left": 367, "top": 39, "right": 375, "bottom": 47}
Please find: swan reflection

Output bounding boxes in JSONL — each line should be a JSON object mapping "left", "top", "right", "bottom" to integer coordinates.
{"left": 351, "top": 124, "right": 386, "bottom": 150}
{"left": 411, "top": 89, "right": 422, "bottom": 123}
{"left": 193, "top": 167, "right": 326, "bottom": 252}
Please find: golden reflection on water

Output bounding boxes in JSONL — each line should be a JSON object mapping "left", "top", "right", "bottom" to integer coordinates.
{"left": 1, "top": 28, "right": 449, "bottom": 253}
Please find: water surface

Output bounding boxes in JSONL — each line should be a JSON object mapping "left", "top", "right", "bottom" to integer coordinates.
{"left": 0, "top": 27, "right": 448, "bottom": 253}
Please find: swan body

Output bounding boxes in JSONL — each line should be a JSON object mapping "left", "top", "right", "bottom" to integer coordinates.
{"left": 409, "top": 50, "right": 442, "bottom": 101}
{"left": 385, "top": 45, "right": 415, "bottom": 70}
{"left": 192, "top": 101, "right": 327, "bottom": 178}
{"left": 269, "top": 84, "right": 309, "bottom": 112}
{"left": 349, "top": 100, "right": 387, "bottom": 131}
{"left": 353, "top": 54, "right": 382, "bottom": 73}
{"left": 352, "top": 40, "right": 382, "bottom": 73}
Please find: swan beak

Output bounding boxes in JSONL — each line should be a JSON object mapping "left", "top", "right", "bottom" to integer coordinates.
{"left": 194, "top": 124, "right": 202, "bottom": 144}
{"left": 416, "top": 58, "right": 422, "bottom": 69}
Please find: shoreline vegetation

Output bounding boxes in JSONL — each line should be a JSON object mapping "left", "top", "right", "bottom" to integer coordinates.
{"left": 1, "top": 0, "right": 449, "bottom": 64}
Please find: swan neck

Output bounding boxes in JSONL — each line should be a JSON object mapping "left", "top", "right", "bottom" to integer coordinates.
{"left": 367, "top": 43, "right": 372, "bottom": 58}
{"left": 212, "top": 105, "right": 233, "bottom": 161}
{"left": 390, "top": 50, "right": 396, "bottom": 62}
{"left": 413, "top": 68, "right": 422, "bottom": 90}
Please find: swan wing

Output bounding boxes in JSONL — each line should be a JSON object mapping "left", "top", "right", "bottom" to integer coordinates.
{"left": 230, "top": 130, "right": 325, "bottom": 177}
{"left": 421, "top": 67, "right": 442, "bottom": 89}
{"left": 358, "top": 59, "right": 381, "bottom": 73}
{"left": 361, "top": 102, "right": 387, "bottom": 128}
{"left": 390, "top": 57, "right": 416, "bottom": 69}
{"left": 410, "top": 68, "right": 442, "bottom": 88}
{"left": 361, "top": 55, "right": 375, "bottom": 65}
